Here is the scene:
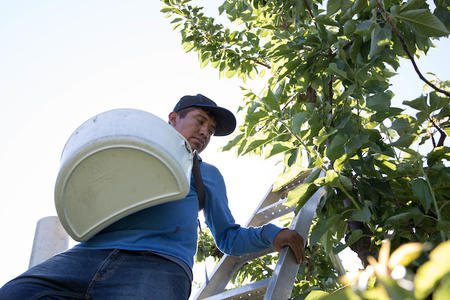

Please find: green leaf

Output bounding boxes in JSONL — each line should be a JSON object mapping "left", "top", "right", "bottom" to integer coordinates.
{"left": 292, "top": 111, "right": 309, "bottom": 135}
{"left": 326, "top": 133, "right": 348, "bottom": 161}
{"left": 403, "top": 95, "right": 428, "bottom": 111}
{"left": 245, "top": 110, "right": 268, "bottom": 133}
{"left": 369, "top": 24, "right": 392, "bottom": 57}
{"left": 364, "top": 79, "right": 390, "bottom": 93}
{"left": 225, "top": 68, "right": 237, "bottom": 78}
{"left": 391, "top": 133, "right": 417, "bottom": 147}
{"left": 221, "top": 133, "right": 245, "bottom": 151}
{"left": 385, "top": 207, "right": 423, "bottom": 224}
{"left": 326, "top": 63, "right": 348, "bottom": 79}
{"left": 400, "top": 0, "right": 426, "bottom": 12}
{"left": 182, "top": 42, "right": 194, "bottom": 52}
{"left": 286, "top": 182, "right": 319, "bottom": 210}
{"left": 273, "top": 167, "right": 321, "bottom": 192}
{"left": 310, "top": 215, "right": 341, "bottom": 245}
{"left": 242, "top": 133, "right": 277, "bottom": 155}
{"left": 355, "top": 20, "right": 374, "bottom": 36}
{"left": 346, "top": 229, "right": 363, "bottom": 246}
{"left": 351, "top": 205, "right": 371, "bottom": 222}
{"left": 411, "top": 178, "right": 432, "bottom": 212}
{"left": 315, "top": 14, "right": 339, "bottom": 26}
{"left": 278, "top": 58, "right": 303, "bottom": 82}
{"left": 370, "top": 108, "right": 404, "bottom": 122}
{"left": 314, "top": 128, "right": 338, "bottom": 146}
{"left": 325, "top": 169, "right": 340, "bottom": 186}
{"left": 429, "top": 92, "right": 450, "bottom": 112}
{"left": 397, "top": 9, "right": 449, "bottom": 37}
{"left": 366, "top": 91, "right": 393, "bottom": 112}
{"left": 366, "top": 178, "right": 395, "bottom": 198}
{"left": 345, "top": 134, "right": 369, "bottom": 155}
{"left": 339, "top": 175, "right": 353, "bottom": 191}
{"left": 327, "top": 0, "right": 342, "bottom": 15}
{"left": 262, "top": 90, "right": 280, "bottom": 112}
{"left": 427, "top": 146, "right": 450, "bottom": 166}
{"left": 265, "top": 142, "right": 292, "bottom": 158}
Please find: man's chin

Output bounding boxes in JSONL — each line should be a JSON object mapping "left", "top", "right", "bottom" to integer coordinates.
{"left": 189, "top": 143, "right": 204, "bottom": 153}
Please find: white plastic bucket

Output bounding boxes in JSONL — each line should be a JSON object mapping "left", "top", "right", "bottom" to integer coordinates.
{"left": 54, "top": 108, "right": 193, "bottom": 241}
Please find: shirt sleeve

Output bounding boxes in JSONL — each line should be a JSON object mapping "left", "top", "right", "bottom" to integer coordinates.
{"left": 201, "top": 162, "right": 283, "bottom": 256}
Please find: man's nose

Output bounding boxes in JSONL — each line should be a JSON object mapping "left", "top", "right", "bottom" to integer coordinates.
{"left": 199, "top": 124, "right": 210, "bottom": 137}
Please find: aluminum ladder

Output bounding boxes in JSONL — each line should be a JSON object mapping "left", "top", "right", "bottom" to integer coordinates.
{"left": 194, "top": 169, "right": 326, "bottom": 300}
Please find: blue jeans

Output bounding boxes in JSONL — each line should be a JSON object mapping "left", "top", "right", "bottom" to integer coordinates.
{"left": 0, "top": 248, "right": 191, "bottom": 299}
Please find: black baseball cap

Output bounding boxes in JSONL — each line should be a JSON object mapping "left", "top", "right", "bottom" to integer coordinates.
{"left": 173, "top": 94, "right": 236, "bottom": 136}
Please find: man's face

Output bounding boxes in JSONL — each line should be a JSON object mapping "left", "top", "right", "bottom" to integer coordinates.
{"left": 169, "top": 108, "right": 216, "bottom": 153}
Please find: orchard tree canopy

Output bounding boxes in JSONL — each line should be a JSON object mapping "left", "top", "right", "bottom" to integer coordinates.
{"left": 161, "top": 0, "right": 449, "bottom": 298}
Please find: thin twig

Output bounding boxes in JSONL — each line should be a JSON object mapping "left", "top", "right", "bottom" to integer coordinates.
{"left": 430, "top": 129, "right": 437, "bottom": 148}
{"left": 374, "top": 0, "right": 450, "bottom": 97}
{"left": 429, "top": 117, "right": 447, "bottom": 147}
{"left": 281, "top": 93, "right": 298, "bottom": 112}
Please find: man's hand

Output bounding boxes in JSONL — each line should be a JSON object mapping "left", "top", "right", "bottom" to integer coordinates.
{"left": 273, "top": 229, "right": 305, "bottom": 264}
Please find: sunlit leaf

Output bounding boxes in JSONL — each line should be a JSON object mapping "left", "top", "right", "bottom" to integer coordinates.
{"left": 434, "top": 275, "right": 450, "bottom": 300}
{"left": 388, "top": 242, "right": 423, "bottom": 269}
{"left": 305, "top": 290, "right": 329, "bottom": 300}
{"left": 286, "top": 182, "right": 318, "bottom": 208}
{"left": 397, "top": 9, "right": 449, "bottom": 37}
{"left": 415, "top": 241, "right": 450, "bottom": 299}
{"left": 221, "top": 133, "right": 245, "bottom": 151}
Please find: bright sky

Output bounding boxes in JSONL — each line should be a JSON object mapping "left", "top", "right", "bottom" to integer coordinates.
{"left": 1, "top": 0, "right": 448, "bottom": 292}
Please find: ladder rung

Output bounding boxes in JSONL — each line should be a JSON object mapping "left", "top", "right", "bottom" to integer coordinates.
{"left": 201, "top": 278, "right": 270, "bottom": 300}
{"left": 250, "top": 200, "right": 294, "bottom": 227}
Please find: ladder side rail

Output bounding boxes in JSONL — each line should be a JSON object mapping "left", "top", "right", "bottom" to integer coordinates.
{"left": 264, "top": 185, "right": 326, "bottom": 300}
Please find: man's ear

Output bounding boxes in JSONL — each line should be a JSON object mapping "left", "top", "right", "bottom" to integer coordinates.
{"left": 168, "top": 111, "right": 178, "bottom": 126}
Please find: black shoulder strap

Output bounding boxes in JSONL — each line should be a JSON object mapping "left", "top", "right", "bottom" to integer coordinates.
{"left": 192, "top": 152, "right": 205, "bottom": 211}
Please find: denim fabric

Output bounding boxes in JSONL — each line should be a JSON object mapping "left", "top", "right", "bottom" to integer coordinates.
{"left": 0, "top": 248, "right": 191, "bottom": 300}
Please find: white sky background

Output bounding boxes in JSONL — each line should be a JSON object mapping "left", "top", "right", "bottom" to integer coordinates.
{"left": 0, "top": 0, "right": 448, "bottom": 291}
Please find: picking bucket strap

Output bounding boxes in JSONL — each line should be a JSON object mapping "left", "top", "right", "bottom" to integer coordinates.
{"left": 192, "top": 151, "right": 205, "bottom": 211}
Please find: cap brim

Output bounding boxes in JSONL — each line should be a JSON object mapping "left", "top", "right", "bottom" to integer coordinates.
{"left": 194, "top": 104, "right": 236, "bottom": 136}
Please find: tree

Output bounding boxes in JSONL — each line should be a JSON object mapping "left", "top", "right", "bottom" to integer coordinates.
{"left": 161, "top": 0, "right": 449, "bottom": 298}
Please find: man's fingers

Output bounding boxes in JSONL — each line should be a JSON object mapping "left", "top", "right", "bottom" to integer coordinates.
{"left": 273, "top": 229, "right": 305, "bottom": 264}
{"left": 288, "top": 236, "right": 305, "bottom": 264}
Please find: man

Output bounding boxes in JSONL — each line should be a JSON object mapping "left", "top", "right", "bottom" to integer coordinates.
{"left": 1, "top": 94, "right": 305, "bottom": 299}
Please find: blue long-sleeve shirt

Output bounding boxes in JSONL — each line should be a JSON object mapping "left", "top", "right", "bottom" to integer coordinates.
{"left": 76, "top": 159, "right": 282, "bottom": 272}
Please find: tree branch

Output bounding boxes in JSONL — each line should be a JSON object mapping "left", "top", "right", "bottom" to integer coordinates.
{"left": 375, "top": 0, "right": 450, "bottom": 97}
{"left": 302, "top": 0, "right": 315, "bottom": 20}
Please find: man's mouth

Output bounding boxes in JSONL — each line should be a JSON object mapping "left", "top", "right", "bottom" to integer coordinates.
{"left": 191, "top": 137, "right": 204, "bottom": 147}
